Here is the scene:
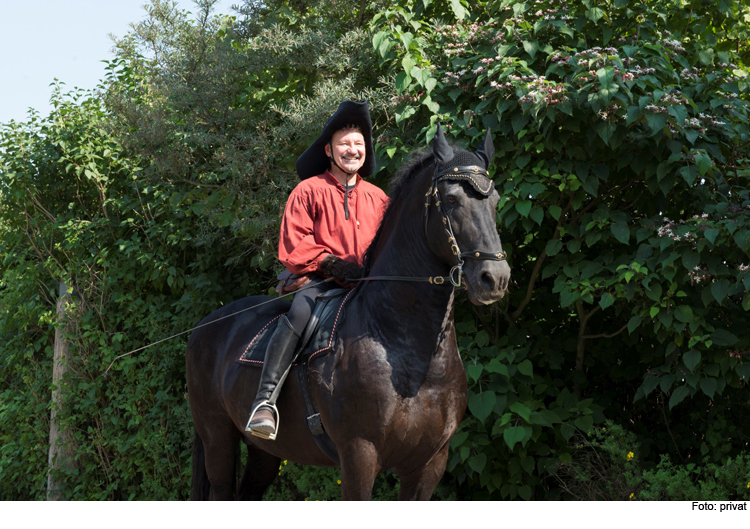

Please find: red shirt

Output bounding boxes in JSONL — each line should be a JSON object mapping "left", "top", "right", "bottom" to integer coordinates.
{"left": 279, "top": 170, "right": 389, "bottom": 274}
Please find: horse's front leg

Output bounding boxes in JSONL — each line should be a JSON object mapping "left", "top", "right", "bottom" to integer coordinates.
{"left": 338, "top": 438, "right": 380, "bottom": 500}
{"left": 395, "top": 440, "right": 450, "bottom": 501}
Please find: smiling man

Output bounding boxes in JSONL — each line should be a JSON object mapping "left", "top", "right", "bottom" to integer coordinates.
{"left": 246, "top": 100, "right": 388, "bottom": 440}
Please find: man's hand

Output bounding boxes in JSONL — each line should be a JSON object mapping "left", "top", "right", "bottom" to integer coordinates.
{"left": 319, "top": 254, "right": 364, "bottom": 285}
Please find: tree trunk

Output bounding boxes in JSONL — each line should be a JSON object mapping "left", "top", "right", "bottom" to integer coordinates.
{"left": 47, "top": 281, "right": 77, "bottom": 501}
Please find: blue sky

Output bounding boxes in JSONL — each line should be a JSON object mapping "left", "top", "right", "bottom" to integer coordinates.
{"left": 0, "top": 0, "right": 237, "bottom": 124}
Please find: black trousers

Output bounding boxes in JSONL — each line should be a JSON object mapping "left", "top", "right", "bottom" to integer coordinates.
{"left": 285, "top": 275, "right": 338, "bottom": 335}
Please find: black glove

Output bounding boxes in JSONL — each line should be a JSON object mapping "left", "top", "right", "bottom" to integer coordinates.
{"left": 319, "top": 254, "right": 363, "bottom": 285}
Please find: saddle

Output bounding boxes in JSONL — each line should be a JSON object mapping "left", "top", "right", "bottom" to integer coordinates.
{"left": 236, "top": 288, "right": 353, "bottom": 463}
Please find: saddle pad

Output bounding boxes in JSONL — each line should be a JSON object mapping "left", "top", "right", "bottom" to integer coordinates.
{"left": 236, "top": 289, "right": 353, "bottom": 367}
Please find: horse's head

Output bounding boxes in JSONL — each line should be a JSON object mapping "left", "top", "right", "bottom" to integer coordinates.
{"left": 426, "top": 125, "right": 511, "bottom": 305}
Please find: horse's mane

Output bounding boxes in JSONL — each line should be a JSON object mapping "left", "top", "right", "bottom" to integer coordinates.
{"left": 362, "top": 149, "right": 434, "bottom": 272}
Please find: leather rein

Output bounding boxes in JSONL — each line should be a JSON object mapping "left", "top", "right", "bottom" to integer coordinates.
{"left": 353, "top": 164, "right": 507, "bottom": 288}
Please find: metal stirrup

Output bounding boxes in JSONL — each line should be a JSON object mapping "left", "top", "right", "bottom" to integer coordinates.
{"left": 245, "top": 402, "right": 280, "bottom": 441}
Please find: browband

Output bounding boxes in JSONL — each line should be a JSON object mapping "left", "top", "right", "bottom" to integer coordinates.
{"left": 434, "top": 165, "right": 493, "bottom": 196}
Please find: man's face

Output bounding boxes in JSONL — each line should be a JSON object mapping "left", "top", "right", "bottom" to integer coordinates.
{"left": 325, "top": 128, "right": 366, "bottom": 175}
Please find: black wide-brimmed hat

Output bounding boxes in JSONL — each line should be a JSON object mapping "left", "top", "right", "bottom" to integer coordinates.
{"left": 295, "top": 100, "right": 376, "bottom": 180}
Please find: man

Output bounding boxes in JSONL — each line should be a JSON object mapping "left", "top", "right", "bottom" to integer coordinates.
{"left": 245, "top": 100, "right": 388, "bottom": 440}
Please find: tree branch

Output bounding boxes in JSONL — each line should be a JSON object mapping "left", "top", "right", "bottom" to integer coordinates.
{"left": 510, "top": 197, "right": 572, "bottom": 322}
{"left": 583, "top": 322, "right": 628, "bottom": 340}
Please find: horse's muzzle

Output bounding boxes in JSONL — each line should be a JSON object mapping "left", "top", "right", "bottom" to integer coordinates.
{"left": 464, "top": 260, "right": 511, "bottom": 305}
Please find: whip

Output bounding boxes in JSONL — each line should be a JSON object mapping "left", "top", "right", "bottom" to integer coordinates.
{"left": 101, "top": 278, "right": 335, "bottom": 376}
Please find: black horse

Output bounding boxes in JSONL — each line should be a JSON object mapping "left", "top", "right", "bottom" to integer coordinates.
{"left": 186, "top": 126, "right": 511, "bottom": 500}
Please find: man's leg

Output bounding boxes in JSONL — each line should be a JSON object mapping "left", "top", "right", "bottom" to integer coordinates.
{"left": 245, "top": 276, "right": 334, "bottom": 439}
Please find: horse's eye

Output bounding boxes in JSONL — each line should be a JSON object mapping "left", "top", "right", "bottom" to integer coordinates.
{"left": 446, "top": 195, "right": 458, "bottom": 205}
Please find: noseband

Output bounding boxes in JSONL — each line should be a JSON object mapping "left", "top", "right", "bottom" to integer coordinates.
{"left": 423, "top": 164, "right": 507, "bottom": 287}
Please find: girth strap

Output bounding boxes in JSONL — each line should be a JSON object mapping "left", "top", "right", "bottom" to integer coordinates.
{"left": 296, "top": 358, "right": 340, "bottom": 464}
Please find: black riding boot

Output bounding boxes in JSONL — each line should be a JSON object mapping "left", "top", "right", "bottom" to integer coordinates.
{"left": 245, "top": 315, "right": 300, "bottom": 440}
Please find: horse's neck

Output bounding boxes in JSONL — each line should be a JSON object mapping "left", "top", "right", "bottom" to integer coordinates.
{"left": 358, "top": 197, "right": 457, "bottom": 351}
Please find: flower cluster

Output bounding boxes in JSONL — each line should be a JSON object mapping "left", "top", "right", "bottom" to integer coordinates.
{"left": 531, "top": 5, "right": 572, "bottom": 21}
{"left": 597, "top": 103, "right": 623, "bottom": 122}
{"left": 729, "top": 349, "right": 749, "bottom": 359}
{"left": 680, "top": 68, "right": 701, "bottom": 81}
{"left": 434, "top": 20, "right": 503, "bottom": 55}
{"left": 549, "top": 52, "right": 572, "bottom": 67}
{"left": 660, "top": 92, "right": 688, "bottom": 105}
{"left": 391, "top": 92, "right": 423, "bottom": 105}
{"left": 657, "top": 217, "right": 696, "bottom": 242}
{"left": 645, "top": 103, "right": 669, "bottom": 114}
{"left": 739, "top": 264, "right": 749, "bottom": 272}
{"left": 689, "top": 266, "right": 712, "bottom": 284}
{"left": 575, "top": 47, "right": 619, "bottom": 68}
{"left": 516, "top": 75, "right": 567, "bottom": 105}
{"left": 683, "top": 117, "right": 707, "bottom": 133}
{"left": 662, "top": 39, "right": 686, "bottom": 53}
{"left": 628, "top": 65, "right": 656, "bottom": 77}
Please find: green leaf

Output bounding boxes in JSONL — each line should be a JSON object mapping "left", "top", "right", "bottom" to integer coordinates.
{"left": 517, "top": 359, "right": 534, "bottom": 377}
{"left": 711, "top": 329, "right": 738, "bottom": 346}
{"left": 466, "top": 363, "right": 483, "bottom": 382}
{"left": 549, "top": 205, "right": 562, "bottom": 220}
{"left": 530, "top": 206, "right": 544, "bottom": 226}
{"left": 597, "top": 67, "right": 615, "bottom": 89}
{"left": 734, "top": 230, "right": 750, "bottom": 254}
{"left": 695, "top": 153, "right": 712, "bottom": 176}
{"left": 468, "top": 453, "right": 487, "bottom": 474}
{"left": 669, "top": 386, "right": 691, "bottom": 409}
{"left": 704, "top": 228, "right": 720, "bottom": 245}
{"left": 599, "top": 293, "right": 615, "bottom": 310}
{"left": 475, "top": 330, "right": 489, "bottom": 347}
{"left": 522, "top": 40, "right": 539, "bottom": 59}
{"left": 646, "top": 113, "right": 667, "bottom": 135}
{"left": 400, "top": 32, "right": 414, "bottom": 51}
{"left": 711, "top": 279, "right": 730, "bottom": 304}
{"left": 372, "top": 31, "right": 387, "bottom": 52}
{"left": 674, "top": 305, "right": 693, "bottom": 323}
{"left": 395, "top": 71, "right": 410, "bottom": 93}
{"left": 700, "top": 378, "right": 717, "bottom": 399}
{"left": 401, "top": 54, "right": 416, "bottom": 75}
{"left": 574, "top": 415, "right": 594, "bottom": 432}
{"left": 485, "top": 359, "right": 509, "bottom": 377}
{"left": 596, "top": 122, "right": 615, "bottom": 145}
{"left": 546, "top": 239, "right": 563, "bottom": 256}
{"left": 450, "top": 431, "right": 468, "bottom": 448}
{"left": 586, "top": 7, "right": 605, "bottom": 22}
{"left": 448, "top": 0, "right": 468, "bottom": 20}
{"left": 468, "top": 391, "right": 497, "bottom": 423}
{"left": 683, "top": 349, "right": 701, "bottom": 372}
{"left": 510, "top": 401, "right": 532, "bottom": 422}
{"left": 515, "top": 200, "right": 532, "bottom": 217}
{"left": 682, "top": 250, "right": 699, "bottom": 271}
{"left": 503, "top": 425, "right": 527, "bottom": 450}
{"left": 611, "top": 222, "right": 630, "bottom": 244}
{"left": 628, "top": 316, "right": 642, "bottom": 334}
{"left": 646, "top": 282, "right": 662, "bottom": 302}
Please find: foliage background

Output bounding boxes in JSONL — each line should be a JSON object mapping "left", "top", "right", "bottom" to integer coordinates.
{"left": 1, "top": 0, "right": 748, "bottom": 500}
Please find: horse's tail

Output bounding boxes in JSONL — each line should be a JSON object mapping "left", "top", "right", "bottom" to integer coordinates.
{"left": 190, "top": 431, "right": 211, "bottom": 500}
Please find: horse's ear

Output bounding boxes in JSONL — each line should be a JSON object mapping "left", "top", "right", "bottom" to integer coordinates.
{"left": 475, "top": 129, "right": 495, "bottom": 167}
{"left": 431, "top": 123, "right": 454, "bottom": 165}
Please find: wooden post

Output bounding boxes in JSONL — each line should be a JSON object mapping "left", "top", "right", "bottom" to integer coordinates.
{"left": 47, "top": 281, "right": 77, "bottom": 501}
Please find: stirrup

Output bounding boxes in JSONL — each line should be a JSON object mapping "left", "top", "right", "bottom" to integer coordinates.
{"left": 245, "top": 401, "right": 280, "bottom": 441}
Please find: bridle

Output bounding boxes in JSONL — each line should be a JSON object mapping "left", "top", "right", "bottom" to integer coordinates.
{"left": 354, "top": 163, "right": 507, "bottom": 288}
{"left": 423, "top": 163, "right": 507, "bottom": 287}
